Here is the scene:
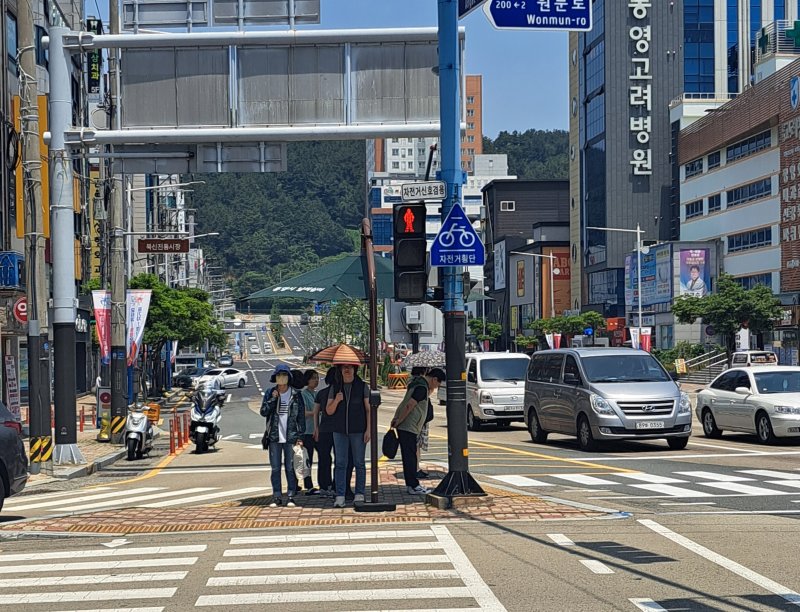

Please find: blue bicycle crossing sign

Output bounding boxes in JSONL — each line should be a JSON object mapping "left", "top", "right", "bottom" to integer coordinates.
{"left": 431, "top": 204, "right": 485, "bottom": 267}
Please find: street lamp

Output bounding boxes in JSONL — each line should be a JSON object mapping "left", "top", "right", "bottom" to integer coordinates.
{"left": 511, "top": 251, "right": 560, "bottom": 318}
{"left": 587, "top": 224, "right": 645, "bottom": 344}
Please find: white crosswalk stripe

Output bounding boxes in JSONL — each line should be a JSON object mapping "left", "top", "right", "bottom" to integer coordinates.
{"left": 489, "top": 469, "right": 800, "bottom": 499}
{"left": 201, "top": 526, "right": 506, "bottom": 610}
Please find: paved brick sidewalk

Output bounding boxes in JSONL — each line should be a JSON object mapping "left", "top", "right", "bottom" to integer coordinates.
{"left": 3, "top": 461, "right": 608, "bottom": 535}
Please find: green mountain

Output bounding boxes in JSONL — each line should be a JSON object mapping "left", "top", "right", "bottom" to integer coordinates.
{"left": 483, "top": 129, "right": 569, "bottom": 179}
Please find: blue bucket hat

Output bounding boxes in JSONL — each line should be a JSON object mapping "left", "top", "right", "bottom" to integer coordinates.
{"left": 270, "top": 363, "right": 292, "bottom": 383}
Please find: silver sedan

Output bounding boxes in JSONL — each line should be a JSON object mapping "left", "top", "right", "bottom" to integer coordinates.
{"left": 696, "top": 366, "right": 800, "bottom": 444}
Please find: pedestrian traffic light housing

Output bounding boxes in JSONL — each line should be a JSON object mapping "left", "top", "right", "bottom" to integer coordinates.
{"left": 393, "top": 203, "right": 427, "bottom": 303}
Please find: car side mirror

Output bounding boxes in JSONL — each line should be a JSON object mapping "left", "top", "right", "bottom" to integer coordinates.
{"left": 468, "top": 373, "right": 477, "bottom": 383}
{"left": 563, "top": 373, "right": 581, "bottom": 386}
{"left": 735, "top": 386, "right": 751, "bottom": 395}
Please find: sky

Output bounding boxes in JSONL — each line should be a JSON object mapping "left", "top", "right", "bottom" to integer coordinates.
{"left": 86, "top": 0, "right": 569, "bottom": 138}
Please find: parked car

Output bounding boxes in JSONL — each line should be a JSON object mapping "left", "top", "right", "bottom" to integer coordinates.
{"left": 696, "top": 366, "right": 800, "bottom": 444}
{"left": 196, "top": 367, "right": 247, "bottom": 389}
{"left": 0, "top": 402, "right": 28, "bottom": 511}
{"left": 174, "top": 366, "right": 212, "bottom": 389}
{"left": 300, "top": 313, "right": 310, "bottom": 325}
{"left": 438, "top": 352, "right": 531, "bottom": 430}
{"left": 218, "top": 355, "right": 233, "bottom": 367}
{"left": 729, "top": 350, "right": 778, "bottom": 368}
{"left": 524, "top": 348, "right": 691, "bottom": 452}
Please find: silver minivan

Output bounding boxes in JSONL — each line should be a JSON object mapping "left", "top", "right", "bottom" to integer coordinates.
{"left": 524, "top": 348, "right": 692, "bottom": 451}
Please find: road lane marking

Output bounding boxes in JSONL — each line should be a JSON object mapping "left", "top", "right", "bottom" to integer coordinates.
{"left": 0, "top": 558, "right": 199, "bottom": 575}
{"left": 630, "top": 484, "right": 715, "bottom": 497}
{"left": 2, "top": 487, "right": 114, "bottom": 506}
{"left": 630, "top": 599, "right": 668, "bottom": 611}
{"left": 222, "top": 542, "right": 443, "bottom": 557}
{"left": 490, "top": 475, "right": 553, "bottom": 487}
{"left": 208, "top": 569, "right": 459, "bottom": 587}
{"left": 5, "top": 487, "right": 163, "bottom": 511}
{"left": 0, "top": 572, "right": 187, "bottom": 588}
{"left": 0, "top": 589, "right": 177, "bottom": 604}
{"left": 547, "top": 534, "right": 575, "bottom": 546}
{"left": 744, "top": 470, "right": 800, "bottom": 480}
{"left": 0, "top": 545, "right": 206, "bottom": 563}
{"left": 551, "top": 474, "right": 618, "bottom": 486}
{"left": 227, "top": 394, "right": 232, "bottom": 403}
{"left": 658, "top": 502, "right": 717, "bottom": 506}
{"left": 229, "top": 529, "right": 434, "bottom": 545}
{"left": 615, "top": 473, "right": 687, "bottom": 484}
{"left": 639, "top": 519, "right": 800, "bottom": 606}
{"left": 429, "top": 433, "right": 635, "bottom": 473}
{"left": 580, "top": 560, "right": 614, "bottom": 574}
{"left": 57, "top": 488, "right": 215, "bottom": 512}
{"left": 141, "top": 487, "right": 267, "bottom": 508}
{"left": 50, "top": 608, "right": 164, "bottom": 612}
{"left": 215, "top": 555, "right": 451, "bottom": 571}
{"left": 675, "top": 471, "right": 753, "bottom": 482}
{"left": 699, "top": 482, "right": 793, "bottom": 496}
{"left": 575, "top": 451, "right": 800, "bottom": 461}
{"left": 195, "top": 587, "right": 474, "bottom": 606}
{"left": 688, "top": 440, "right": 764, "bottom": 453}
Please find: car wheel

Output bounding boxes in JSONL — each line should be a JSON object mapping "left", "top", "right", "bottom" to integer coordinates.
{"left": 528, "top": 408, "right": 548, "bottom": 444}
{"left": 701, "top": 408, "right": 723, "bottom": 439}
{"left": 756, "top": 411, "right": 776, "bottom": 445}
{"left": 238, "top": 378, "right": 245, "bottom": 388}
{"left": 467, "top": 406, "right": 481, "bottom": 431}
{"left": 577, "top": 415, "right": 597, "bottom": 452}
{"left": 667, "top": 436, "right": 689, "bottom": 450}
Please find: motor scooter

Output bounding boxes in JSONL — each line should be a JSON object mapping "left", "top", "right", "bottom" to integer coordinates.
{"left": 125, "top": 402, "right": 155, "bottom": 461}
{"left": 190, "top": 381, "right": 225, "bottom": 453}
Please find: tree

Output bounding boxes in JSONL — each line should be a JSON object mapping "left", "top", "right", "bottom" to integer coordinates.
{"left": 528, "top": 312, "right": 607, "bottom": 337}
{"left": 467, "top": 318, "right": 502, "bottom": 346}
{"left": 672, "top": 274, "right": 782, "bottom": 355}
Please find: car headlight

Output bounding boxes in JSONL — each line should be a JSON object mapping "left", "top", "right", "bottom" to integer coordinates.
{"left": 679, "top": 392, "right": 692, "bottom": 415}
{"left": 479, "top": 390, "right": 493, "bottom": 404}
{"left": 590, "top": 393, "right": 615, "bottom": 416}
{"left": 774, "top": 406, "right": 800, "bottom": 415}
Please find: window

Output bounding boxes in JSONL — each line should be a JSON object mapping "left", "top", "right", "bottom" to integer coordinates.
{"left": 584, "top": 40, "right": 605, "bottom": 94}
{"left": 467, "top": 122, "right": 475, "bottom": 130}
{"left": 685, "top": 199, "right": 703, "bottom": 219}
{"left": 391, "top": 138, "right": 399, "bottom": 143}
{"left": 711, "top": 371, "right": 738, "bottom": 391}
{"left": 708, "top": 193, "right": 721, "bottom": 212}
{"left": 500, "top": 200, "right": 515, "bottom": 212}
{"left": 418, "top": 149, "right": 425, "bottom": 156}
{"left": 467, "top": 135, "right": 474, "bottom": 143}
{"left": 391, "top": 161, "right": 399, "bottom": 169}
{"left": 407, "top": 148, "right": 413, "bottom": 156}
{"left": 372, "top": 215, "right": 392, "bottom": 246}
{"left": 391, "top": 148, "right": 399, "bottom": 155}
{"left": 727, "top": 227, "right": 772, "bottom": 253}
{"left": 480, "top": 358, "right": 528, "bottom": 382}
{"left": 685, "top": 158, "right": 703, "bottom": 178}
{"left": 708, "top": 151, "right": 721, "bottom": 170}
{"left": 467, "top": 96, "right": 475, "bottom": 105}
{"left": 726, "top": 178, "right": 772, "bottom": 207}
{"left": 6, "top": 13, "right": 17, "bottom": 66}
{"left": 734, "top": 273, "right": 772, "bottom": 290}
{"left": 726, "top": 130, "right": 772, "bottom": 163}
{"left": 563, "top": 356, "right": 582, "bottom": 384}
{"left": 542, "top": 355, "right": 565, "bottom": 383}
{"left": 585, "top": 93, "right": 605, "bottom": 141}
{"left": 467, "top": 109, "right": 475, "bottom": 117}
{"left": 527, "top": 355, "right": 545, "bottom": 381}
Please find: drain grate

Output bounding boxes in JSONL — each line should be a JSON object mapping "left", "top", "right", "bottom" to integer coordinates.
{"left": 96, "top": 471, "right": 141, "bottom": 477}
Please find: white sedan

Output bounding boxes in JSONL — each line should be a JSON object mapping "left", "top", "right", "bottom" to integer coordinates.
{"left": 250, "top": 345, "right": 261, "bottom": 354}
{"left": 696, "top": 366, "right": 800, "bottom": 444}
{"left": 196, "top": 368, "right": 247, "bottom": 389}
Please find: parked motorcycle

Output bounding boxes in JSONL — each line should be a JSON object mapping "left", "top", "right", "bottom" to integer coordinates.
{"left": 190, "top": 381, "right": 225, "bottom": 453}
{"left": 125, "top": 402, "right": 155, "bottom": 461}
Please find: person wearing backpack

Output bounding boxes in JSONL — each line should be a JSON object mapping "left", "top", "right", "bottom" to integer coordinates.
{"left": 260, "top": 364, "right": 306, "bottom": 508}
{"left": 390, "top": 368, "right": 445, "bottom": 495}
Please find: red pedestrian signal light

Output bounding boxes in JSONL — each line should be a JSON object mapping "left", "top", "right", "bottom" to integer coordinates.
{"left": 393, "top": 203, "right": 427, "bottom": 302}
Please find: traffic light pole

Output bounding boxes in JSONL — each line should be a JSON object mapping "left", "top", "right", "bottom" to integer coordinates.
{"left": 431, "top": 0, "right": 484, "bottom": 500}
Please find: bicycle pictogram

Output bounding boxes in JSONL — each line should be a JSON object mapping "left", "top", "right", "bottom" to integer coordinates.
{"left": 438, "top": 226, "right": 476, "bottom": 249}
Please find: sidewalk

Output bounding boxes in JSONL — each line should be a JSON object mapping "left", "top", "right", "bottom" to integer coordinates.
{"left": 25, "top": 389, "right": 185, "bottom": 486}
{"left": 4, "top": 460, "right": 612, "bottom": 535}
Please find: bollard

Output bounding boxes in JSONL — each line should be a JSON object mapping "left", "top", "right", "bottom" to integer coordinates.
{"left": 169, "top": 418, "right": 176, "bottom": 455}
{"left": 79, "top": 408, "right": 84, "bottom": 433}
{"left": 183, "top": 413, "right": 189, "bottom": 442}
{"left": 177, "top": 417, "right": 183, "bottom": 449}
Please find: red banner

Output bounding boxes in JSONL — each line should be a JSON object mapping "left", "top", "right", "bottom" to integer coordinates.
{"left": 92, "top": 290, "right": 111, "bottom": 364}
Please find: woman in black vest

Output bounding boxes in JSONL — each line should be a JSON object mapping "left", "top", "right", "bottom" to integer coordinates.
{"left": 325, "top": 363, "right": 371, "bottom": 508}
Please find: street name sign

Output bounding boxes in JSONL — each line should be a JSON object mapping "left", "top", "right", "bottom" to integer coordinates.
{"left": 483, "top": 0, "right": 593, "bottom": 32}
{"left": 431, "top": 204, "right": 485, "bottom": 267}
{"left": 137, "top": 238, "right": 190, "bottom": 254}
{"left": 459, "top": 0, "right": 489, "bottom": 19}
{"left": 401, "top": 181, "right": 446, "bottom": 202}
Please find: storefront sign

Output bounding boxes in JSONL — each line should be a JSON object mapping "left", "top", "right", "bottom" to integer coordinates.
{"left": 780, "top": 67, "right": 800, "bottom": 292}
{"left": 4, "top": 356, "right": 20, "bottom": 421}
{"left": 629, "top": 1, "right": 653, "bottom": 176}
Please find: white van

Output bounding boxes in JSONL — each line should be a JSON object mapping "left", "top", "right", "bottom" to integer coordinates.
{"left": 437, "top": 352, "right": 530, "bottom": 430}
{"left": 729, "top": 350, "right": 778, "bottom": 368}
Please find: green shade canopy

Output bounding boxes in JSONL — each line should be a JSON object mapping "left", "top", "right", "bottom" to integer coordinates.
{"left": 246, "top": 254, "right": 395, "bottom": 302}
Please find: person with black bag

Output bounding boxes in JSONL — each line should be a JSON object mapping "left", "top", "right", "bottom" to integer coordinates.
{"left": 390, "top": 368, "right": 445, "bottom": 495}
{"left": 260, "top": 364, "right": 306, "bottom": 508}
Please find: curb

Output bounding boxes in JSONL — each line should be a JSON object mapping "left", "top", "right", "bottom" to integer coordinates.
{"left": 51, "top": 448, "right": 127, "bottom": 480}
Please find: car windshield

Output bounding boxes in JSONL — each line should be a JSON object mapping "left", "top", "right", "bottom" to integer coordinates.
{"left": 182, "top": 367, "right": 198, "bottom": 376}
{"left": 480, "top": 358, "right": 529, "bottom": 381}
{"left": 753, "top": 371, "right": 800, "bottom": 394}
{"left": 205, "top": 369, "right": 222, "bottom": 376}
{"left": 582, "top": 354, "right": 670, "bottom": 383}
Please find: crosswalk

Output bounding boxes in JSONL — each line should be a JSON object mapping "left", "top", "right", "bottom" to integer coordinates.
{"left": 0, "top": 528, "right": 504, "bottom": 610}
{"left": 4, "top": 485, "right": 267, "bottom": 515}
{"left": 489, "top": 468, "right": 800, "bottom": 499}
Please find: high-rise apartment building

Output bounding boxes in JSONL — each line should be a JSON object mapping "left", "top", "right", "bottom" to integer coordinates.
{"left": 463, "top": 75, "right": 483, "bottom": 173}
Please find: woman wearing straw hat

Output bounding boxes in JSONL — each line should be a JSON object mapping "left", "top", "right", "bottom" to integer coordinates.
{"left": 325, "top": 362, "right": 371, "bottom": 508}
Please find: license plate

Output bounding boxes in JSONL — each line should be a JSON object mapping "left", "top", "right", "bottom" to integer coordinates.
{"left": 196, "top": 426, "right": 208, "bottom": 433}
{"left": 635, "top": 421, "right": 664, "bottom": 430}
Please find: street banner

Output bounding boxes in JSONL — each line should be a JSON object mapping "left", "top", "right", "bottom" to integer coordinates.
{"left": 679, "top": 248, "right": 710, "bottom": 297}
{"left": 171, "top": 340, "right": 178, "bottom": 364}
{"left": 4, "top": 356, "right": 20, "bottom": 421}
{"left": 641, "top": 328, "right": 652, "bottom": 352}
{"left": 127, "top": 290, "right": 152, "bottom": 366}
{"left": 92, "top": 290, "right": 111, "bottom": 364}
{"left": 545, "top": 333, "right": 553, "bottom": 349}
{"left": 553, "top": 333, "right": 562, "bottom": 349}
{"left": 630, "top": 327, "right": 641, "bottom": 350}
{"left": 736, "top": 327, "right": 751, "bottom": 351}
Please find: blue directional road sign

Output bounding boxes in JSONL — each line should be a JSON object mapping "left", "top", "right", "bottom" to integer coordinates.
{"left": 483, "top": 0, "right": 593, "bottom": 32}
{"left": 459, "top": 0, "right": 489, "bottom": 19}
{"left": 431, "top": 204, "right": 485, "bottom": 267}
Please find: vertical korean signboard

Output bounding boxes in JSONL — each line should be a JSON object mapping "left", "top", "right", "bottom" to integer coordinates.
{"left": 629, "top": 0, "right": 652, "bottom": 176}
{"left": 86, "top": 18, "right": 103, "bottom": 103}
{"left": 780, "top": 73, "right": 800, "bottom": 292}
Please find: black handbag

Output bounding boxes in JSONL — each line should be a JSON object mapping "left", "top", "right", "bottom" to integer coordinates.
{"left": 382, "top": 428, "right": 399, "bottom": 459}
{"left": 425, "top": 402, "right": 434, "bottom": 424}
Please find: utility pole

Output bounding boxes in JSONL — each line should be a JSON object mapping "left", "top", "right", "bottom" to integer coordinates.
{"left": 431, "top": 0, "right": 484, "bottom": 500}
{"left": 108, "top": 1, "right": 128, "bottom": 443}
{"left": 49, "top": 25, "right": 84, "bottom": 464}
{"left": 19, "top": 0, "right": 53, "bottom": 472}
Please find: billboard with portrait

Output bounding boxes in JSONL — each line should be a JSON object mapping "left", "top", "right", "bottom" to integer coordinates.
{"left": 679, "top": 249, "right": 710, "bottom": 297}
